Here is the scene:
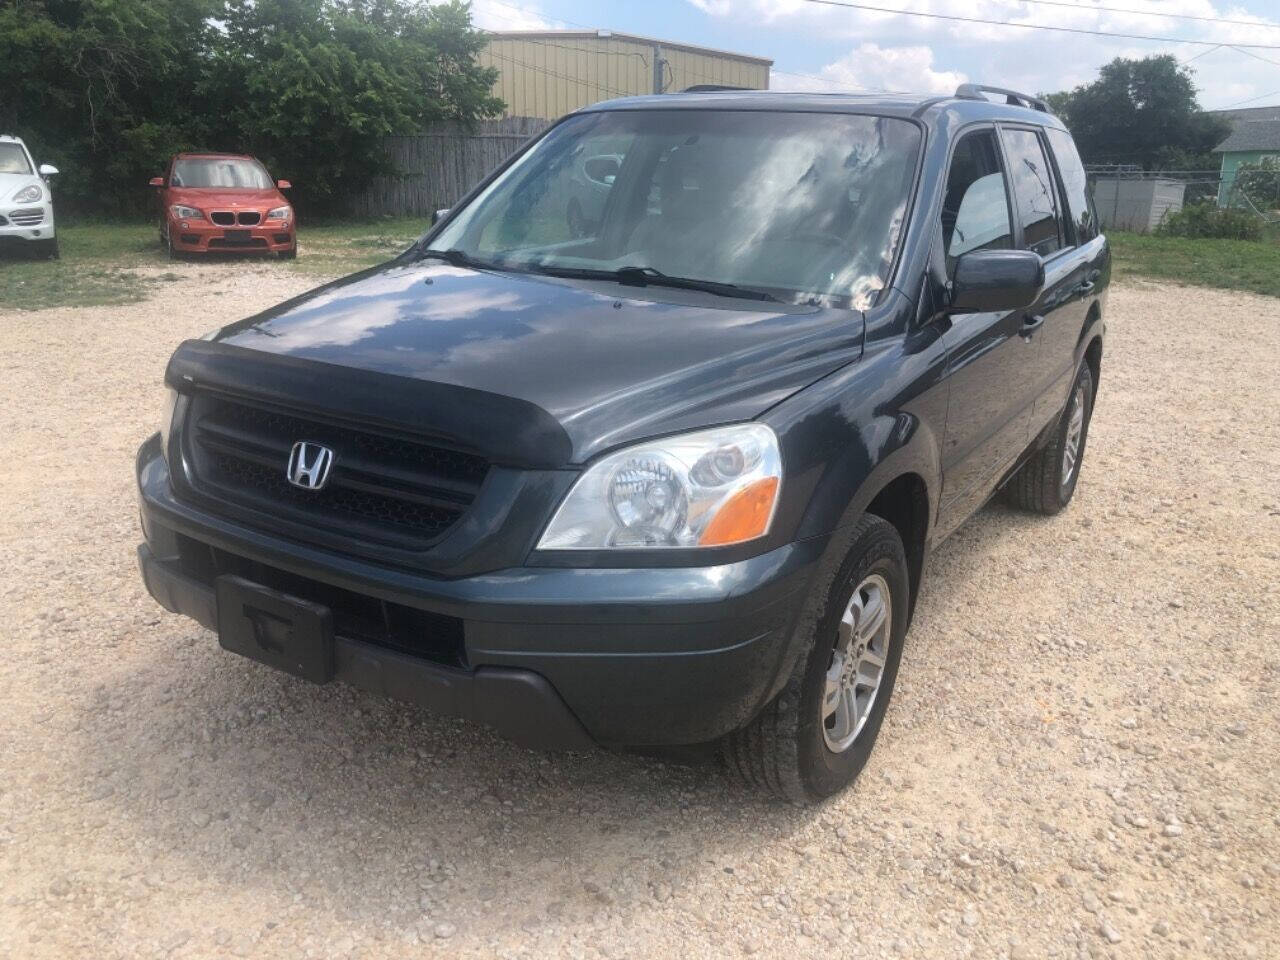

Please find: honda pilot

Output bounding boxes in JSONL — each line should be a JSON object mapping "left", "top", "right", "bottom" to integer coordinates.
{"left": 136, "top": 86, "right": 1108, "bottom": 802}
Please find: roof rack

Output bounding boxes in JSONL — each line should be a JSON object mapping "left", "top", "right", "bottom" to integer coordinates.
{"left": 681, "top": 84, "right": 750, "bottom": 93}
{"left": 954, "top": 83, "right": 1050, "bottom": 113}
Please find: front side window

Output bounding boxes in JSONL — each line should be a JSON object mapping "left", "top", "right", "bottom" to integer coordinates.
{"left": 1000, "top": 128, "right": 1063, "bottom": 258}
{"left": 432, "top": 110, "right": 924, "bottom": 309}
{"left": 172, "top": 158, "right": 273, "bottom": 189}
{"left": 1044, "top": 127, "right": 1095, "bottom": 244}
{"left": 941, "top": 129, "right": 1013, "bottom": 272}
{"left": 0, "top": 142, "right": 32, "bottom": 175}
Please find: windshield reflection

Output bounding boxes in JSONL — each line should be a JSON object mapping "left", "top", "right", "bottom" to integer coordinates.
{"left": 430, "top": 110, "right": 922, "bottom": 310}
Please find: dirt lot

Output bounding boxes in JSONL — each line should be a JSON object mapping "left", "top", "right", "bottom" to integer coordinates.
{"left": 1, "top": 263, "right": 1277, "bottom": 959}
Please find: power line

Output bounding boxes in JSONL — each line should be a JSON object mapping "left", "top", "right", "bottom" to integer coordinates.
{"left": 1222, "top": 88, "right": 1280, "bottom": 108}
{"left": 1226, "top": 45, "right": 1280, "bottom": 69}
{"left": 798, "top": 0, "right": 1280, "bottom": 50}
{"left": 1012, "top": 0, "right": 1280, "bottom": 30}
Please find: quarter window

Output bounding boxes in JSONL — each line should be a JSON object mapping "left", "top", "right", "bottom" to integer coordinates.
{"left": 941, "top": 130, "right": 1013, "bottom": 273}
{"left": 1000, "top": 128, "right": 1064, "bottom": 257}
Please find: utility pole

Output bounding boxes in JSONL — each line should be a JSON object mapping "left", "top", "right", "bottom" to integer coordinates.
{"left": 652, "top": 43, "right": 664, "bottom": 94}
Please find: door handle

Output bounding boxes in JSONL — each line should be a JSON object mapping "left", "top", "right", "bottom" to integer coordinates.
{"left": 1020, "top": 314, "right": 1045, "bottom": 340}
{"left": 1077, "top": 280, "right": 1095, "bottom": 294}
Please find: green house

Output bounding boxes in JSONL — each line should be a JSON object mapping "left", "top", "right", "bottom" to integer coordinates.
{"left": 1213, "top": 119, "right": 1280, "bottom": 207}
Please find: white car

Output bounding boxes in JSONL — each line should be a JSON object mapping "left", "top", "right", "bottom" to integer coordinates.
{"left": 0, "top": 135, "right": 59, "bottom": 259}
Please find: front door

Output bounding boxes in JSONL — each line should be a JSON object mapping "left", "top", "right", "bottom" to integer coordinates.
{"left": 935, "top": 127, "right": 1040, "bottom": 537}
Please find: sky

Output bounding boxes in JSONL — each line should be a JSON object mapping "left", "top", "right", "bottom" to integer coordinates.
{"left": 458, "top": 0, "right": 1280, "bottom": 111}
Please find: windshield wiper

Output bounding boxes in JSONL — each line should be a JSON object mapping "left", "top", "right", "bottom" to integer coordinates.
{"left": 418, "top": 247, "right": 499, "bottom": 270}
{"left": 530, "top": 264, "right": 781, "bottom": 303}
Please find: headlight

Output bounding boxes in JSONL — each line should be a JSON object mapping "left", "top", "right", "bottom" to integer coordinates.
{"left": 266, "top": 205, "right": 291, "bottom": 220}
{"left": 12, "top": 183, "right": 42, "bottom": 203}
{"left": 538, "top": 424, "right": 782, "bottom": 550}
{"left": 159, "top": 388, "right": 178, "bottom": 458}
{"left": 170, "top": 204, "right": 203, "bottom": 219}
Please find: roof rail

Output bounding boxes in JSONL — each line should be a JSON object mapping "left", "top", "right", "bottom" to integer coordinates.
{"left": 954, "top": 83, "right": 1050, "bottom": 113}
{"left": 681, "top": 84, "right": 750, "bottom": 93}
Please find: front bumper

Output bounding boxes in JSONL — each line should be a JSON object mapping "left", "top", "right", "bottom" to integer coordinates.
{"left": 0, "top": 201, "right": 54, "bottom": 241}
{"left": 136, "top": 436, "right": 822, "bottom": 749}
{"left": 168, "top": 216, "right": 294, "bottom": 254}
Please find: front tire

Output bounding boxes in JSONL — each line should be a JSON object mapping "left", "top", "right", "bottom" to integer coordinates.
{"left": 1004, "top": 363, "right": 1094, "bottom": 515}
{"left": 723, "top": 515, "right": 910, "bottom": 803}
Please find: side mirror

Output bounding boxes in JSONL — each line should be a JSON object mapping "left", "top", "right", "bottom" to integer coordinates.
{"left": 949, "top": 249, "right": 1044, "bottom": 314}
{"left": 38, "top": 163, "right": 59, "bottom": 177}
{"left": 277, "top": 179, "right": 292, "bottom": 190}
{"left": 149, "top": 176, "right": 165, "bottom": 187}
{"left": 431, "top": 208, "right": 450, "bottom": 226}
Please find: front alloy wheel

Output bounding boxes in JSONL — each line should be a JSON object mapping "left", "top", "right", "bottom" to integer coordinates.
{"left": 723, "top": 514, "right": 909, "bottom": 802}
{"left": 822, "top": 574, "right": 891, "bottom": 752}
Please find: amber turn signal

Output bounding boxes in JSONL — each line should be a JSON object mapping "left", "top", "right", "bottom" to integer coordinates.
{"left": 698, "top": 476, "right": 780, "bottom": 546}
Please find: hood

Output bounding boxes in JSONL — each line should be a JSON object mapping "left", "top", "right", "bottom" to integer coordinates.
{"left": 0, "top": 171, "right": 44, "bottom": 203}
{"left": 195, "top": 261, "right": 863, "bottom": 465}
{"left": 167, "top": 187, "right": 283, "bottom": 209}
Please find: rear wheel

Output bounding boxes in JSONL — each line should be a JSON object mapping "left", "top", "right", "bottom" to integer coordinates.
{"left": 722, "top": 515, "right": 909, "bottom": 803}
{"left": 278, "top": 242, "right": 297, "bottom": 260}
{"left": 1004, "top": 363, "right": 1094, "bottom": 515}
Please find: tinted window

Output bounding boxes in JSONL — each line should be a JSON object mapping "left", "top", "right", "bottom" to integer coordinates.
{"left": 0, "top": 142, "right": 32, "bottom": 175}
{"left": 942, "top": 130, "right": 1013, "bottom": 271}
{"left": 434, "top": 110, "right": 924, "bottom": 309}
{"left": 1044, "top": 127, "right": 1095, "bottom": 243}
{"left": 1001, "top": 128, "right": 1063, "bottom": 257}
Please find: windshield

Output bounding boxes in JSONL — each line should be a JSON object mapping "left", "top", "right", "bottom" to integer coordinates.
{"left": 0, "top": 143, "right": 32, "bottom": 175}
{"left": 430, "top": 110, "right": 922, "bottom": 308}
{"left": 172, "top": 157, "right": 272, "bottom": 189}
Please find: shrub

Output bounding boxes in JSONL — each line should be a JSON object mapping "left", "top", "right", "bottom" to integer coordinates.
{"left": 1155, "top": 203, "right": 1262, "bottom": 241}
{"left": 1231, "top": 156, "right": 1280, "bottom": 214}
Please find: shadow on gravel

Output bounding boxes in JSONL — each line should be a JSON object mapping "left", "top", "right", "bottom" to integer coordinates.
{"left": 66, "top": 499, "right": 1054, "bottom": 938}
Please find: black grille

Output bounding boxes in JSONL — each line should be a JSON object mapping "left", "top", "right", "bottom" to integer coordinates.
{"left": 176, "top": 535, "right": 467, "bottom": 666}
{"left": 210, "top": 211, "right": 235, "bottom": 226}
{"left": 183, "top": 394, "right": 488, "bottom": 550}
{"left": 238, "top": 211, "right": 261, "bottom": 225}
{"left": 209, "top": 236, "right": 268, "bottom": 249}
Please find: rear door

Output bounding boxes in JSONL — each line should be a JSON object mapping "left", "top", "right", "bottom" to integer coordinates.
{"left": 935, "top": 126, "right": 1039, "bottom": 537}
{"left": 998, "top": 125, "right": 1091, "bottom": 436}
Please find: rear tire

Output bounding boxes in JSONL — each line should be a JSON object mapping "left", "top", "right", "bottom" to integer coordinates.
{"left": 722, "top": 515, "right": 910, "bottom": 803}
{"left": 278, "top": 243, "right": 297, "bottom": 260}
{"left": 1004, "top": 363, "right": 1094, "bottom": 515}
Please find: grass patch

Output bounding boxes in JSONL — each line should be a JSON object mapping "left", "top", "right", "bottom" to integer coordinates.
{"left": 0, "top": 218, "right": 427, "bottom": 311}
{"left": 1109, "top": 229, "right": 1280, "bottom": 298}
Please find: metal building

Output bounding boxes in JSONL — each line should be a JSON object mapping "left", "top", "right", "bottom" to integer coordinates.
{"left": 479, "top": 30, "right": 772, "bottom": 120}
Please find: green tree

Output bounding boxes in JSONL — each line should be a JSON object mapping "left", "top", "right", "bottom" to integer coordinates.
{"left": 1231, "top": 155, "right": 1280, "bottom": 213}
{"left": 201, "top": 0, "right": 502, "bottom": 212}
{"left": 0, "top": 0, "right": 502, "bottom": 216}
{"left": 1045, "top": 55, "right": 1229, "bottom": 170}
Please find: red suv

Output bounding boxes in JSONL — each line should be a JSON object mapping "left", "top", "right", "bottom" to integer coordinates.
{"left": 150, "top": 153, "right": 296, "bottom": 259}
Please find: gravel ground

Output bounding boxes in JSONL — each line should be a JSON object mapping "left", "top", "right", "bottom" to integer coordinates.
{"left": 1, "top": 264, "right": 1277, "bottom": 959}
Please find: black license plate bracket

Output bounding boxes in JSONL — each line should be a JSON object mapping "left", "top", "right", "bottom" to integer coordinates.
{"left": 215, "top": 575, "right": 334, "bottom": 683}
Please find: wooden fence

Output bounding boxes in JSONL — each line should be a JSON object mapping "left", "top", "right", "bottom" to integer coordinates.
{"left": 351, "top": 117, "right": 551, "bottom": 218}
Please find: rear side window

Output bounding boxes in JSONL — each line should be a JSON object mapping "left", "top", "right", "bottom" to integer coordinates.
{"left": 1000, "top": 128, "right": 1064, "bottom": 258}
{"left": 941, "top": 129, "right": 1013, "bottom": 273}
{"left": 1044, "top": 127, "right": 1096, "bottom": 243}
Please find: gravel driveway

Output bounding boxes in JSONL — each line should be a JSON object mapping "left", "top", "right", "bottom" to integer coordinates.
{"left": 1, "top": 264, "right": 1277, "bottom": 959}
